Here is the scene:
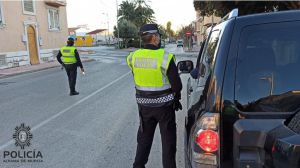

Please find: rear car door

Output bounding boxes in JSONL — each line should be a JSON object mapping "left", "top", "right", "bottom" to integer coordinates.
{"left": 185, "top": 29, "right": 223, "bottom": 167}
{"left": 232, "top": 20, "right": 300, "bottom": 168}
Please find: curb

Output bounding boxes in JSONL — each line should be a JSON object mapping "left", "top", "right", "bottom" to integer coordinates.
{"left": 0, "top": 59, "right": 94, "bottom": 79}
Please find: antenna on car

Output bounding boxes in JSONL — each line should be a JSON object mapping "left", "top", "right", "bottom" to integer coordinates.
{"left": 220, "top": 8, "right": 239, "bottom": 23}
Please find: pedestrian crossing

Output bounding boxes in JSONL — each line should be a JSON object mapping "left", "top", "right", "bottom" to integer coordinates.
{"left": 81, "top": 55, "right": 127, "bottom": 65}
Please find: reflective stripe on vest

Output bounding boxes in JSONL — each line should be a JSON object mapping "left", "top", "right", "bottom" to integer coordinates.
{"left": 127, "top": 52, "right": 134, "bottom": 70}
{"left": 60, "top": 46, "right": 77, "bottom": 64}
{"left": 127, "top": 49, "right": 174, "bottom": 92}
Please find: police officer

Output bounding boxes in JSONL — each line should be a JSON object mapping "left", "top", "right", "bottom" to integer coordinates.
{"left": 57, "top": 37, "right": 84, "bottom": 96}
{"left": 127, "top": 24, "right": 182, "bottom": 168}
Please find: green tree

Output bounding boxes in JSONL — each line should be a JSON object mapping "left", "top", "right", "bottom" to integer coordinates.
{"left": 158, "top": 25, "right": 167, "bottom": 40}
{"left": 176, "top": 24, "right": 194, "bottom": 49}
{"left": 166, "top": 21, "right": 175, "bottom": 40}
{"left": 113, "top": 19, "right": 138, "bottom": 48}
{"left": 118, "top": 0, "right": 156, "bottom": 28}
{"left": 134, "top": 4, "right": 156, "bottom": 28}
{"left": 118, "top": 1, "right": 136, "bottom": 22}
{"left": 116, "top": 0, "right": 156, "bottom": 48}
{"left": 194, "top": 1, "right": 300, "bottom": 17}
{"left": 177, "top": 24, "right": 193, "bottom": 39}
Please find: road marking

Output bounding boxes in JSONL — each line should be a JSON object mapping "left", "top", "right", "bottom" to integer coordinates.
{"left": 0, "top": 71, "right": 131, "bottom": 150}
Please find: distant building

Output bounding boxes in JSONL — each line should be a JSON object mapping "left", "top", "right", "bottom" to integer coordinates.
{"left": 0, "top": 0, "right": 69, "bottom": 69}
{"left": 68, "top": 27, "right": 95, "bottom": 47}
{"left": 68, "top": 27, "right": 80, "bottom": 37}
{"left": 194, "top": 10, "right": 221, "bottom": 45}
{"left": 75, "top": 35, "right": 93, "bottom": 47}
{"left": 86, "top": 29, "right": 107, "bottom": 45}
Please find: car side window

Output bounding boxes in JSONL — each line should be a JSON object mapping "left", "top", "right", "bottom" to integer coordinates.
{"left": 198, "top": 30, "right": 221, "bottom": 79}
{"left": 195, "top": 40, "right": 206, "bottom": 68}
{"left": 235, "top": 21, "right": 300, "bottom": 112}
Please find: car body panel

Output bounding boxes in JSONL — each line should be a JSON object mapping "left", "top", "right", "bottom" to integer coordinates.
{"left": 184, "top": 10, "right": 300, "bottom": 168}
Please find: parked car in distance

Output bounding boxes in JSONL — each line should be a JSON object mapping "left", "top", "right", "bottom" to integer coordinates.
{"left": 177, "top": 39, "right": 184, "bottom": 47}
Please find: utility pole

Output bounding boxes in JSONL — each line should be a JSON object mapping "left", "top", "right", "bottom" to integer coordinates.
{"left": 116, "top": 0, "right": 120, "bottom": 48}
{"left": 102, "top": 13, "right": 109, "bottom": 45}
{"left": 107, "top": 14, "right": 110, "bottom": 45}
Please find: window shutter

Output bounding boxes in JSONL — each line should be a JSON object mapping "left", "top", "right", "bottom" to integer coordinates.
{"left": 55, "top": 11, "right": 59, "bottom": 29}
{"left": 50, "top": 10, "right": 54, "bottom": 29}
{"left": 24, "top": 0, "right": 34, "bottom": 13}
{"left": 0, "top": 3, "right": 3, "bottom": 24}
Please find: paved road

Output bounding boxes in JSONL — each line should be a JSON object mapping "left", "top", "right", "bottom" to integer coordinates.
{"left": 0, "top": 44, "right": 197, "bottom": 168}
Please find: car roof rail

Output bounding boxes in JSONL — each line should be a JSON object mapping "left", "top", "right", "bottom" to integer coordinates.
{"left": 220, "top": 8, "right": 239, "bottom": 23}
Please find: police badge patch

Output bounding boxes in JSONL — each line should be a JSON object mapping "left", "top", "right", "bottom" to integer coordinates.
{"left": 12, "top": 123, "right": 33, "bottom": 149}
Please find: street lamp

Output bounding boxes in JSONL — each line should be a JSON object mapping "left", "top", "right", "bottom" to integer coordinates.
{"left": 116, "top": 0, "right": 120, "bottom": 48}
{"left": 102, "top": 12, "right": 109, "bottom": 45}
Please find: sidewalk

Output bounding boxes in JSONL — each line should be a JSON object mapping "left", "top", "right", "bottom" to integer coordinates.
{"left": 0, "top": 58, "right": 93, "bottom": 79}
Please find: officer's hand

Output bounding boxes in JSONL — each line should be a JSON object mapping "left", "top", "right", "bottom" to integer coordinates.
{"left": 81, "top": 68, "right": 85, "bottom": 72}
{"left": 174, "top": 100, "right": 182, "bottom": 111}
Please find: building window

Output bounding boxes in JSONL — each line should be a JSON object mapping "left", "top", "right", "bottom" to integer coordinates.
{"left": 48, "top": 9, "right": 60, "bottom": 30}
{"left": 23, "top": 0, "right": 35, "bottom": 15}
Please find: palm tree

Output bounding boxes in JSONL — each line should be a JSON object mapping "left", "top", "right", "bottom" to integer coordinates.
{"left": 118, "top": 0, "right": 155, "bottom": 28}
{"left": 134, "top": 5, "right": 155, "bottom": 28}
{"left": 116, "top": 0, "right": 156, "bottom": 48}
{"left": 118, "top": 0, "right": 136, "bottom": 22}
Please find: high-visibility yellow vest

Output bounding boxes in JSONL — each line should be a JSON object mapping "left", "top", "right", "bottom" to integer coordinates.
{"left": 60, "top": 46, "right": 77, "bottom": 64}
{"left": 127, "top": 49, "right": 175, "bottom": 91}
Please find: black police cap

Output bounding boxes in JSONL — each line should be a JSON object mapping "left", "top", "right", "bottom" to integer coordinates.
{"left": 139, "top": 24, "right": 160, "bottom": 36}
{"left": 68, "top": 37, "right": 75, "bottom": 42}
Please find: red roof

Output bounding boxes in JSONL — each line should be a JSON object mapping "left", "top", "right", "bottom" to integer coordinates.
{"left": 87, "top": 29, "right": 107, "bottom": 35}
{"left": 68, "top": 27, "right": 80, "bottom": 33}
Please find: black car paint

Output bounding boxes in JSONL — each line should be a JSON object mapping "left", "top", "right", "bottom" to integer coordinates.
{"left": 183, "top": 10, "right": 300, "bottom": 168}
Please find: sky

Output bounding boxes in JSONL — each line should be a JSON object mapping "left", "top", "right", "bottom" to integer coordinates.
{"left": 66, "top": 0, "right": 196, "bottom": 33}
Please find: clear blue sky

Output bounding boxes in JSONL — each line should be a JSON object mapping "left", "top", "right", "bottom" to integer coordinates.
{"left": 66, "top": 0, "right": 196, "bottom": 32}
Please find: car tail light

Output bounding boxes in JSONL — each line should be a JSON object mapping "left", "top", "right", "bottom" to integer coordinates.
{"left": 196, "top": 130, "right": 219, "bottom": 152}
{"left": 192, "top": 113, "right": 219, "bottom": 165}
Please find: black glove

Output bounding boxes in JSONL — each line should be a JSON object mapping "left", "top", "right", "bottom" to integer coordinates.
{"left": 174, "top": 100, "right": 182, "bottom": 111}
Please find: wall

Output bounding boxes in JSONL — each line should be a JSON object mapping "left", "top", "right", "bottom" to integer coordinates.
{"left": 75, "top": 36, "right": 93, "bottom": 47}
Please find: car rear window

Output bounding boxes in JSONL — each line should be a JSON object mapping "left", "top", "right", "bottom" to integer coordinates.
{"left": 235, "top": 21, "right": 300, "bottom": 112}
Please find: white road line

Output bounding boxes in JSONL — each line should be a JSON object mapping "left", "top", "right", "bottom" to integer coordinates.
{"left": 0, "top": 71, "right": 131, "bottom": 150}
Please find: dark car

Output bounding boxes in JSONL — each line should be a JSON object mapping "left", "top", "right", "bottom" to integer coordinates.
{"left": 178, "top": 9, "right": 300, "bottom": 168}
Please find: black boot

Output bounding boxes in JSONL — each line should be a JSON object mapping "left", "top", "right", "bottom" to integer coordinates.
{"left": 70, "top": 91, "right": 79, "bottom": 96}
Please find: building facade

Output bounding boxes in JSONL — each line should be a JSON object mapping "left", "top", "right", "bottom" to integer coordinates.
{"left": 0, "top": 0, "right": 68, "bottom": 69}
{"left": 194, "top": 10, "right": 221, "bottom": 45}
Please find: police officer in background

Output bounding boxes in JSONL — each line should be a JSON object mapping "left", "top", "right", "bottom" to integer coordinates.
{"left": 57, "top": 37, "right": 84, "bottom": 96}
{"left": 127, "top": 24, "right": 182, "bottom": 168}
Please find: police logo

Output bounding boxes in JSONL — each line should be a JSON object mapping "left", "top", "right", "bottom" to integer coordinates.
{"left": 12, "top": 123, "right": 33, "bottom": 149}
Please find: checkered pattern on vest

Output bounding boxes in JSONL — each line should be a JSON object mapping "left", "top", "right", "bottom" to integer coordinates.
{"left": 136, "top": 94, "right": 174, "bottom": 104}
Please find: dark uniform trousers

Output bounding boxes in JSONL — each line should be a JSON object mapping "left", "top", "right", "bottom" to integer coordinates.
{"left": 133, "top": 104, "right": 177, "bottom": 168}
{"left": 64, "top": 63, "right": 77, "bottom": 93}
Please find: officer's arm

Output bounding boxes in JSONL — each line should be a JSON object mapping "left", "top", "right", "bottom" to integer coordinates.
{"left": 127, "top": 52, "right": 134, "bottom": 70}
{"left": 167, "top": 58, "right": 182, "bottom": 100}
{"left": 74, "top": 49, "right": 83, "bottom": 69}
{"left": 56, "top": 51, "right": 63, "bottom": 65}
